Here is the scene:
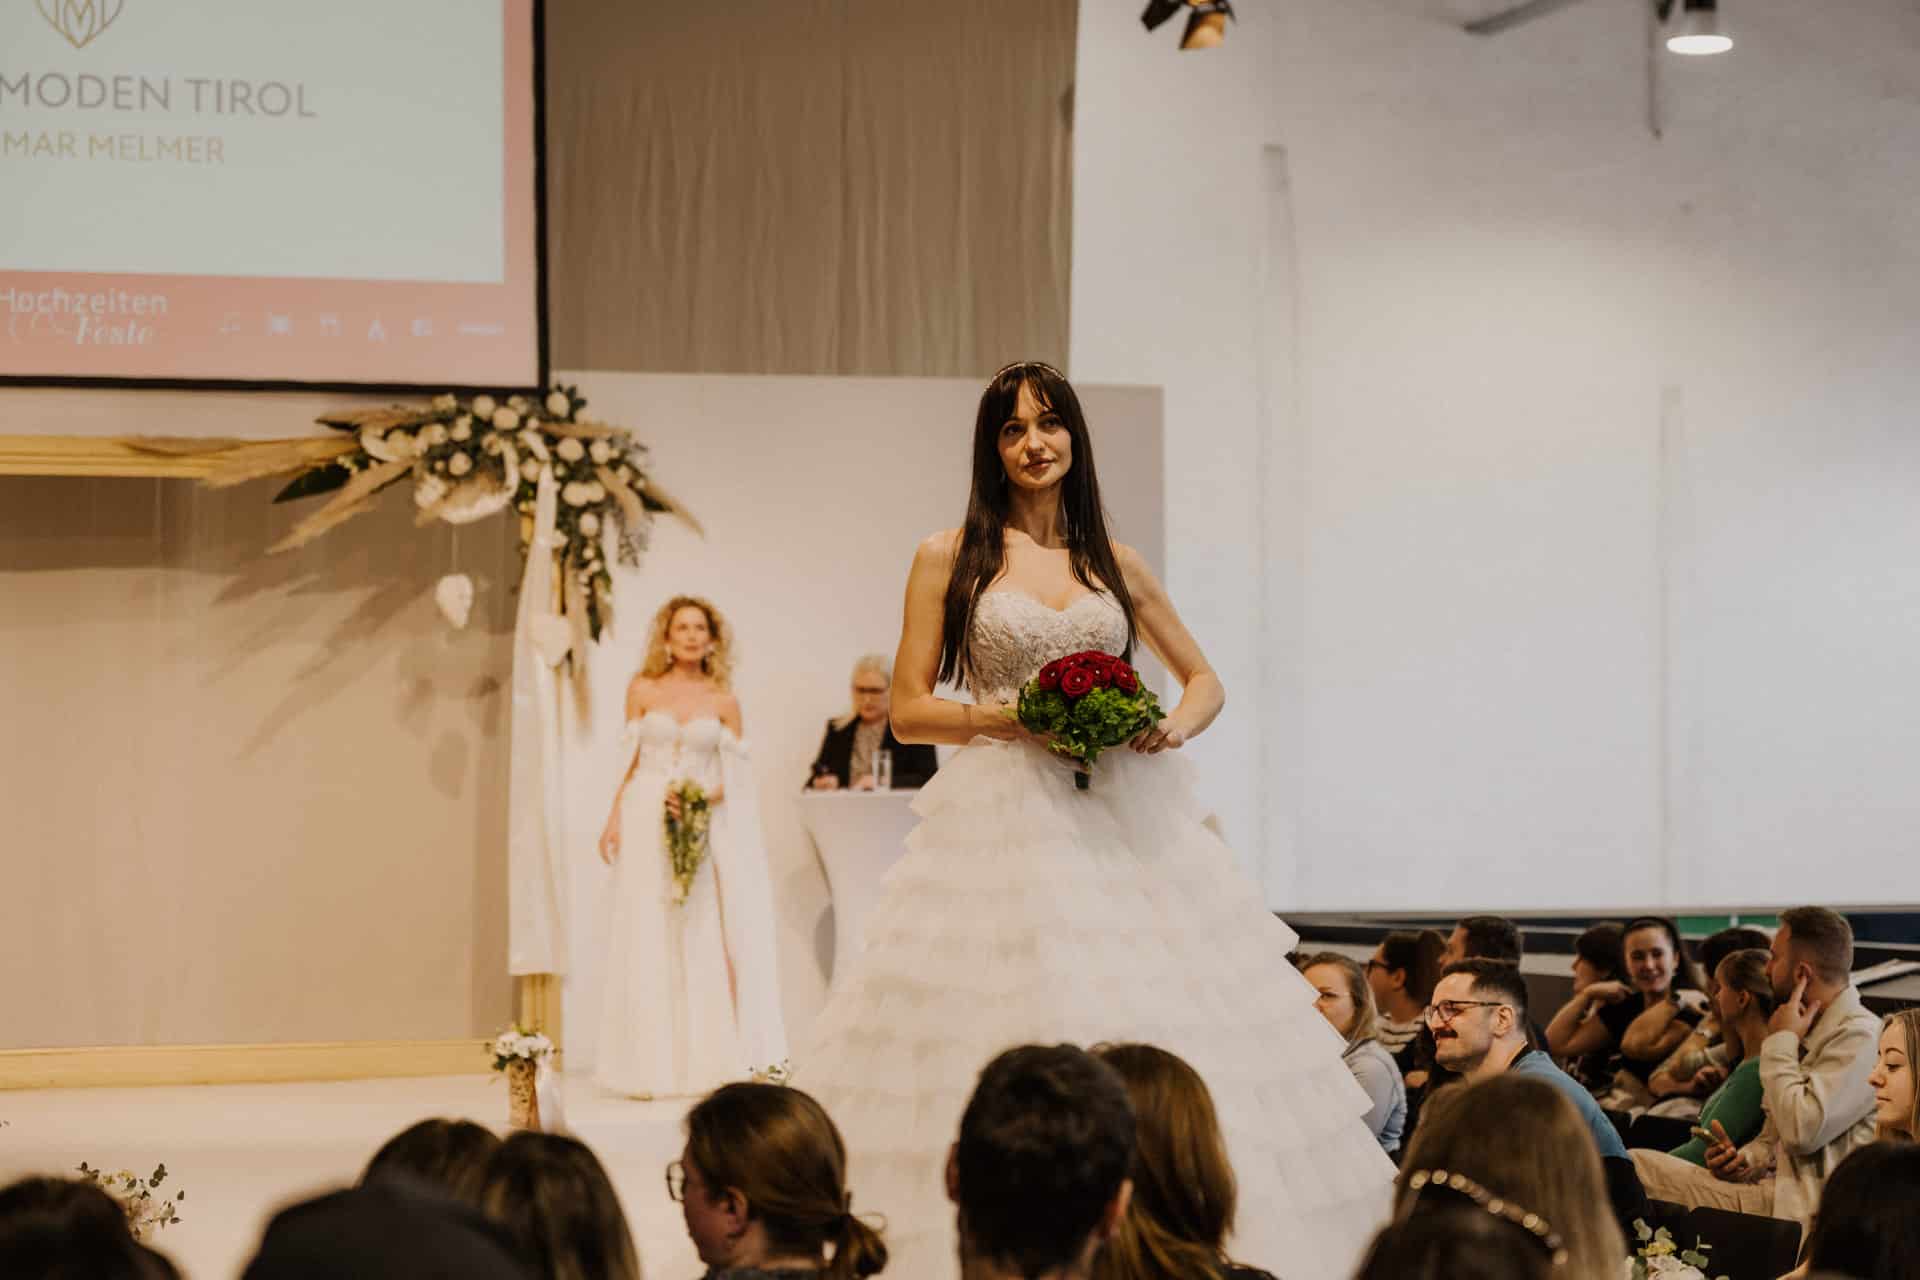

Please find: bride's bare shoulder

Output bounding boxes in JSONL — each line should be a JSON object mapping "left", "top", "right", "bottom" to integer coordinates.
{"left": 913, "top": 528, "right": 963, "bottom": 567}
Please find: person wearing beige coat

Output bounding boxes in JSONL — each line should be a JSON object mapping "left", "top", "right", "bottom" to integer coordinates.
{"left": 1631, "top": 909, "right": 1880, "bottom": 1238}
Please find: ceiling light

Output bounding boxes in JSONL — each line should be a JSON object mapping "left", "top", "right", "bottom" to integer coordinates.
{"left": 1141, "top": 0, "right": 1235, "bottom": 50}
{"left": 1665, "top": 0, "right": 1731, "bottom": 55}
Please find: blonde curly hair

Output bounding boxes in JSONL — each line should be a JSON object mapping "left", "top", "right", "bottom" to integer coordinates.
{"left": 639, "top": 595, "right": 735, "bottom": 690}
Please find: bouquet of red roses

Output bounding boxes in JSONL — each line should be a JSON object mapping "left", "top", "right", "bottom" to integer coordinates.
{"left": 1014, "top": 650, "right": 1164, "bottom": 790}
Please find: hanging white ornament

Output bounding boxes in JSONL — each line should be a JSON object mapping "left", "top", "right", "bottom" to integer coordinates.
{"left": 435, "top": 573, "right": 475, "bottom": 629}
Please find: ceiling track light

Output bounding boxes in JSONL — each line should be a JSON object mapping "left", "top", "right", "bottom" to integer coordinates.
{"left": 1141, "top": 0, "right": 1235, "bottom": 51}
{"left": 1659, "top": 0, "right": 1732, "bottom": 55}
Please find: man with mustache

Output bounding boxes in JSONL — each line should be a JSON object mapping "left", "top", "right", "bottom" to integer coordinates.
{"left": 1427, "top": 959, "right": 1647, "bottom": 1237}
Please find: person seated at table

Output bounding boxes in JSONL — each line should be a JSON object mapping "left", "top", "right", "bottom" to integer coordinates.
{"left": 805, "top": 654, "right": 938, "bottom": 790}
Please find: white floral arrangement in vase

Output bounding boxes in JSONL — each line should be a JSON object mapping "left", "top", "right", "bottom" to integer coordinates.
{"left": 1626, "top": 1220, "right": 1726, "bottom": 1280}
{"left": 76, "top": 1161, "right": 185, "bottom": 1243}
{"left": 491, "top": 1026, "right": 554, "bottom": 1130}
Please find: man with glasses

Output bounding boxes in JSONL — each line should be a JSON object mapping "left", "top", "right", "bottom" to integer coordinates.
{"left": 1428, "top": 959, "right": 1647, "bottom": 1235}
{"left": 805, "top": 653, "right": 939, "bottom": 790}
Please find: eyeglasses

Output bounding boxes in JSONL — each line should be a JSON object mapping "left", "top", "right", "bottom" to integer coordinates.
{"left": 1422, "top": 1000, "right": 1509, "bottom": 1025}
{"left": 1364, "top": 958, "right": 1390, "bottom": 973}
{"left": 665, "top": 1159, "right": 688, "bottom": 1203}
{"left": 852, "top": 686, "right": 889, "bottom": 697}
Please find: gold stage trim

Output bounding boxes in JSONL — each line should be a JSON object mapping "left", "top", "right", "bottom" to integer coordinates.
{"left": 0, "top": 434, "right": 229, "bottom": 478}
{"left": 0, "top": 1039, "right": 491, "bottom": 1090}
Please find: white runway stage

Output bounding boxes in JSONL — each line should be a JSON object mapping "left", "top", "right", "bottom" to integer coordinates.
{"left": 1, "top": 1074, "right": 713, "bottom": 1279}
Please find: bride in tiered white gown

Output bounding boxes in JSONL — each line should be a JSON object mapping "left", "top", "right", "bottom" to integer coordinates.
{"left": 797, "top": 363, "right": 1393, "bottom": 1277}
{"left": 595, "top": 595, "right": 787, "bottom": 1097}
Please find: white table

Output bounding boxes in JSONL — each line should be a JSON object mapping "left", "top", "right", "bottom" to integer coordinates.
{"left": 799, "top": 790, "right": 920, "bottom": 983}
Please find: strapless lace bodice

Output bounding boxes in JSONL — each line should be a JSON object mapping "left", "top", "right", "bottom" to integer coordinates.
{"left": 624, "top": 710, "right": 725, "bottom": 782}
{"left": 966, "top": 590, "right": 1127, "bottom": 704}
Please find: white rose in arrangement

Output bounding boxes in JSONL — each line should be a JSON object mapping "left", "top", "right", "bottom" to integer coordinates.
{"left": 473, "top": 395, "right": 497, "bottom": 419}
{"left": 588, "top": 439, "right": 612, "bottom": 465}
{"left": 579, "top": 512, "right": 601, "bottom": 536}
{"left": 519, "top": 430, "right": 551, "bottom": 463}
{"left": 492, "top": 408, "right": 521, "bottom": 431}
{"left": 520, "top": 458, "right": 542, "bottom": 482}
{"left": 508, "top": 395, "right": 529, "bottom": 412}
{"left": 585, "top": 481, "right": 606, "bottom": 502}
{"left": 562, "top": 482, "right": 592, "bottom": 507}
{"left": 546, "top": 391, "right": 571, "bottom": 418}
{"left": 556, "top": 437, "right": 586, "bottom": 462}
{"left": 448, "top": 451, "right": 473, "bottom": 477}
{"left": 616, "top": 464, "right": 634, "bottom": 482}
{"left": 432, "top": 393, "right": 457, "bottom": 411}
{"left": 450, "top": 418, "right": 473, "bottom": 442}
{"left": 388, "top": 430, "right": 419, "bottom": 458}
{"left": 423, "top": 423, "right": 449, "bottom": 446}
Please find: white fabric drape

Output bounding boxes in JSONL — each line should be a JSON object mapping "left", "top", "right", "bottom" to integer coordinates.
{"left": 507, "top": 466, "right": 570, "bottom": 974}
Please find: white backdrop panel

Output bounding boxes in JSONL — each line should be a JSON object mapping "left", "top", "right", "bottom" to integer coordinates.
{"left": 550, "top": 373, "right": 1164, "bottom": 1063}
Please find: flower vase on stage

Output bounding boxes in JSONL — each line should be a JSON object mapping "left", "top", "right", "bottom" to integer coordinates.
{"left": 490, "top": 1027, "right": 555, "bottom": 1130}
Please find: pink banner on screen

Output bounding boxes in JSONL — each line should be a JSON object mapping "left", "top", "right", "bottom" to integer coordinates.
{"left": 0, "top": 0, "right": 540, "bottom": 388}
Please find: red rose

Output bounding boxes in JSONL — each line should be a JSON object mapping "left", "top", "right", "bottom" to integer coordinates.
{"left": 1114, "top": 667, "right": 1139, "bottom": 694}
{"left": 1036, "top": 660, "right": 1064, "bottom": 691}
{"left": 1059, "top": 667, "right": 1094, "bottom": 698}
{"left": 1086, "top": 663, "right": 1112, "bottom": 688}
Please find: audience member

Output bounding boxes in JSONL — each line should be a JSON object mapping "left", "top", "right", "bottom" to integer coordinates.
{"left": 1545, "top": 916, "right": 1706, "bottom": 1107}
{"left": 950, "top": 1044, "right": 1135, "bottom": 1280}
{"left": 361, "top": 1117, "right": 502, "bottom": 1207}
{"left": 0, "top": 1176, "right": 178, "bottom": 1280}
{"left": 243, "top": 1178, "right": 530, "bottom": 1279}
{"left": 1395, "top": 1075, "right": 1627, "bottom": 1280}
{"left": 1438, "top": 916, "right": 1523, "bottom": 969}
{"left": 673, "top": 1081, "right": 887, "bottom": 1278}
{"left": 1643, "top": 926, "right": 1774, "bottom": 1107}
{"left": 1629, "top": 907, "right": 1881, "bottom": 1234}
{"left": 1790, "top": 1142, "right": 1920, "bottom": 1280}
{"left": 1300, "top": 952, "right": 1407, "bottom": 1155}
{"left": 1367, "top": 929, "right": 1446, "bottom": 1066}
{"left": 477, "top": 1131, "right": 641, "bottom": 1280}
{"left": 1409, "top": 915, "right": 1537, "bottom": 1098}
{"left": 1088, "top": 1043, "right": 1277, "bottom": 1280}
{"left": 1869, "top": 1008, "right": 1917, "bottom": 1139}
{"left": 1570, "top": 922, "right": 1626, "bottom": 994}
{"left": 1562, "top": 922, "right": 1627, "bottom": 1091}
{"left": 1352, "top": 1198, "right": 1558, "bottom": 1280}
{"left": 1627, "top": 948, "right": 1775, "bottom": 1174}
{"left": 1425, "top": 960, "right": 1647, "bottom": 1235}
{"left": 806, "top": 655, "right": 937, "bottom": 790}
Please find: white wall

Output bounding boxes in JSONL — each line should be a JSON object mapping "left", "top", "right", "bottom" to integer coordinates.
{"left": 1073, "top": 0, "right": 1920, "bottom": 912}
{"left": 551, "top": 373, "right": 1164, "bottom": 1058}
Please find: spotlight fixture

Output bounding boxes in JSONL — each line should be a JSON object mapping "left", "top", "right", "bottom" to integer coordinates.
{"left": 1140, "top": 0, "right": 1235, "bottom": 50}
{"left": 1662, "top": 0, "right": 1731, "bottom": 55}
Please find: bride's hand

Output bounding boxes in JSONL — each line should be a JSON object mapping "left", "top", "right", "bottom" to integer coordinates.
{"left": 598, "top": 813, "right": 621, "bottom": 864}
{"left": 1130, "top": 717, "right": 1187, "bottom": 755}
{"left": 665, "top": 788, "right": 684, "bottom": 822}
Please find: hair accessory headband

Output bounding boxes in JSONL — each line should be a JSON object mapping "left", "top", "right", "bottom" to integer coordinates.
{"left": 987, "top": 360, "right": 1065, "bottom": 389}
{"left": 1403, "top": 1168, "right": 1569, "bottom": 1267}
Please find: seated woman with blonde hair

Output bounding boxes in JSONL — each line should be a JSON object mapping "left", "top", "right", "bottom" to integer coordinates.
{"left": 672, "top": 1082, "right": 887, "bottom": 1279}
{"left": 1089, "top": 1043, "right": 1278, "bottom": 1280}
{"left": 1391, "top": 1074, "right": 1627, "bottom": 1280}
{"left": 1299, "top": 952, "right": 1406, "bottom": 1155}
{"left": 806, "top": 654, "right": 938, "bottom": 790}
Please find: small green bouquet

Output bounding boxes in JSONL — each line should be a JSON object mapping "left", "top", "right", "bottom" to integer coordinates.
{"left": 1014, "top": 650, "right": 1164, "bottom": 790}
{"left": 664, "top": 780, "right": 712, "bottom": 904}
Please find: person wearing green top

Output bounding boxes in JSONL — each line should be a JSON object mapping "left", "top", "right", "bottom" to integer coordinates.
{"left": 1656, "top": 949, "right": 1779, "bottom": 1166}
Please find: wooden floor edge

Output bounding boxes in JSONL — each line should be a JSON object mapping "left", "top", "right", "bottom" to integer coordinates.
{"left": 0, "top": 1039, "right": 492, "bottom": 1090}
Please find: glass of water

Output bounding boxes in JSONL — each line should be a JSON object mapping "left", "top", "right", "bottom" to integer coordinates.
{"left": 874, "top": 748, "right": 893, "bottom": 791}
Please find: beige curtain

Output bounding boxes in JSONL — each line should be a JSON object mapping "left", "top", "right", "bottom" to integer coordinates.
{"left": 545, "top": 0, "right": 1075, "bottom": 376}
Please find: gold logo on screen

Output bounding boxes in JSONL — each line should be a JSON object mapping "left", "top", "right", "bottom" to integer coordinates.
{"left": 36, "top": 0, "right": 126, "bottom": 49}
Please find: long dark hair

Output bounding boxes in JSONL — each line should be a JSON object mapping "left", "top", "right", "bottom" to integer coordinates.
{"left": 1090, "top": 1043, "right": 1241, "bottom": 1280}
{"left": 476, "top": 1132, "right": 641, "bottom": 1280}
{"left": 1802, "top": 1142, "right": 1920, "bottom": 1279}
{"left": 937, "top": 363, "right": 1139, "bottom": 686}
